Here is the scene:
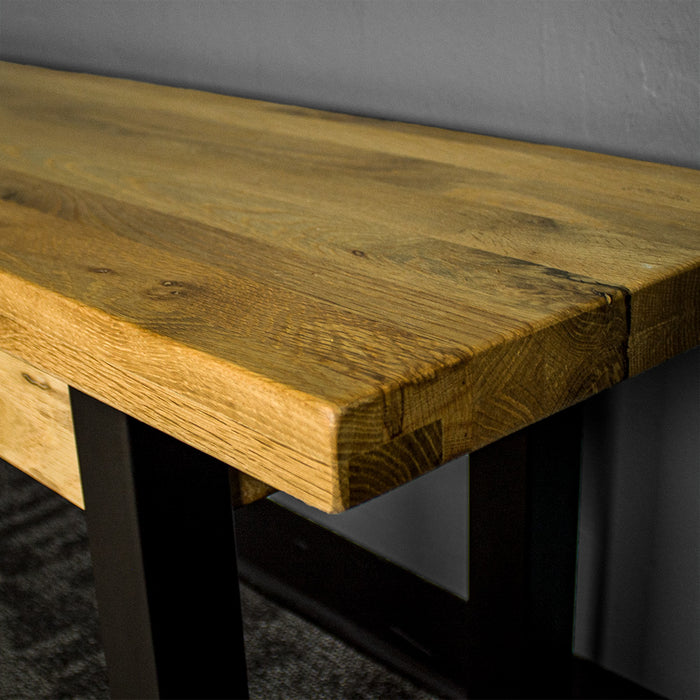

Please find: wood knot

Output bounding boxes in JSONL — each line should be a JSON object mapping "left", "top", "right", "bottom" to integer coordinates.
{"left": 22, "top": 373, "right": 50, "bottom": 390}
{"left": 352, "top": 249, "right": 367, "bottom": 258}
{"left": 146, "top": 280, "right": 196, "bottom": 300}
{"left": 593, "top": 289, "right": 614, "bottom": 305}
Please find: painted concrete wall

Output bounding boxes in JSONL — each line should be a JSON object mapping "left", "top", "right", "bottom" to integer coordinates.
{"left": 1, "top": 2, "right": 698, "bottom": 697}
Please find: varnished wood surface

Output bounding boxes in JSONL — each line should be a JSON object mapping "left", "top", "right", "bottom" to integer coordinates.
{"left": 0, "top": 348, "right": 82, "bottom": 507}
{"left": 0, "top": 348, "right": 272, "bottom": 509}
{"left": 0, "top": 62, "right": 698, "bottom": 511}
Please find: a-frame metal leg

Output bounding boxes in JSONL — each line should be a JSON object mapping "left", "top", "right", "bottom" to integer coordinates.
{"left": 70, "top": 388, "right": 248, "bottom": 699}
{"left": 468, "top": 403, "right": 582, "bottom": 697}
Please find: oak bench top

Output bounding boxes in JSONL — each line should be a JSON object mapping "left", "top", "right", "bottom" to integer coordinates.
{"left": 0, "top": 61, "right": 698, "bottom": 512}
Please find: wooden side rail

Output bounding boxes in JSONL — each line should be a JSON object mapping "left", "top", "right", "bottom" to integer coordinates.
{"left": 0, "top": 349, "right": 272, "bottom": 508}
{"left": 0, "top": 348, "right": 81, "bottom": 504}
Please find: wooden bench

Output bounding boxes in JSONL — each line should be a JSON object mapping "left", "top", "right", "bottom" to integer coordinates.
{"left": 1, "top": 60, "right": 698, "bottom": 697}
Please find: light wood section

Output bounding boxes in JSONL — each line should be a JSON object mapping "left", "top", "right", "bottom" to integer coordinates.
{"left": 0, "top": 62, "right": 698, "bottom": 511}
{"left": 0, "top": 348, "right": 272, "bottom": 509}
{"left": 0, "top": 349, "right": 82, "bottom": 507}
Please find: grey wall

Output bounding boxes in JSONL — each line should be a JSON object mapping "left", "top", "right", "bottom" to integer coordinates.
{"left": 1, "top": 1, "right": 698, "bottom": 697}
{"left": 1, "top": 0, "right": 699, "bottom": 168}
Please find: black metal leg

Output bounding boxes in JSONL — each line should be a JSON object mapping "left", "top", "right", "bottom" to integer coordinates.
{"left": 70, "top": 389, "right": 249, "bottom": 699}
{"left": 469, "top": 404, "right": 582, "bottom": 697}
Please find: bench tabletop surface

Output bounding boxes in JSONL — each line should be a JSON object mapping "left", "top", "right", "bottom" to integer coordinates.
{"left": 1, "top": 61, "right": 698, "bottom": 511}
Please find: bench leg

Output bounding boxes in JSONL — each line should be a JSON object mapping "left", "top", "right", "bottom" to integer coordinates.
{"left": 70, "top": 389, "right": 248, "bottom": 699}
{"left": 469, "top": 403, "right": 582, "bottom": 696}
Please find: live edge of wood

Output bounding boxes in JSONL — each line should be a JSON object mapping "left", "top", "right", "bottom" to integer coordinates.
{"left": 0, "top": 61, "right": 698, "bottom": 512}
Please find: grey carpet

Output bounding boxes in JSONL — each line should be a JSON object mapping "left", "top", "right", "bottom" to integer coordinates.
{"left": 0, "top": 459, "right": 437, "bottom": 699}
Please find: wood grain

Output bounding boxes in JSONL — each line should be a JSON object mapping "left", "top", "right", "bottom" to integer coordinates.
{"left": 0, "top": 348, "right": 272, "bottom": 509}
{"left": 0, "top": 349, "right": 82, "bottom": 506}
{"left": 0, "top": 61, "right": 697, "bottom": 511}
